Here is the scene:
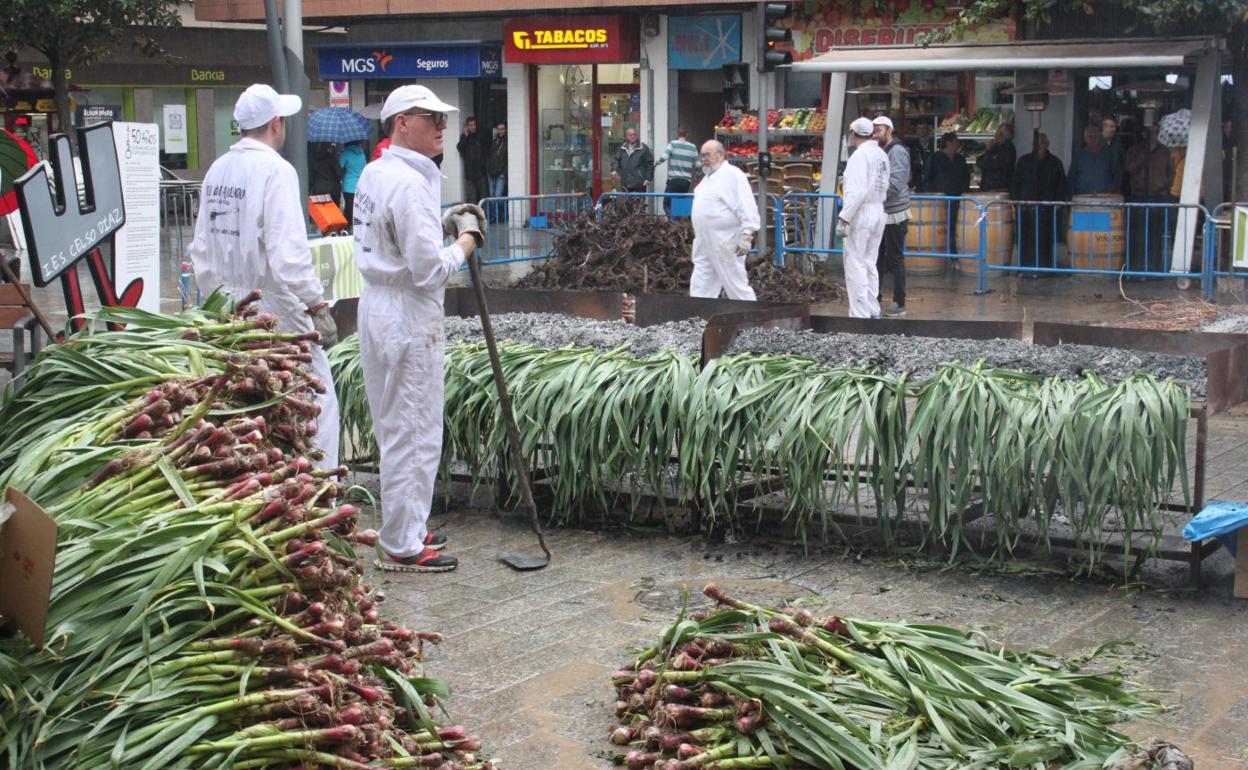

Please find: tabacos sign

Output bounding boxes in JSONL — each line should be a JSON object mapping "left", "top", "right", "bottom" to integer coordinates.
{"left": 316, "top": 43, "right": 503, "bottom": 79}
{"left": 504, "top": 15, "right": 637, "bottom": 64}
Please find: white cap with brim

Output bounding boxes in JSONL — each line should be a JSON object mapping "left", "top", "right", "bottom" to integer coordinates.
{"left": 234, "top": 84, "right": 302, "bottom": 131}
{"left": 872, "top": 116, "right": 894, "bottom": 130}
{"left": 850, "top": 117, "right": 875, "bottom": 137}
{"left": 380, "top": 85, "right": 459, "bottom": 123}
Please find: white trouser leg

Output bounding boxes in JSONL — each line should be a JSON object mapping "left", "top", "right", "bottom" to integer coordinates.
{"left": 712, "top": 248, "right": 757, "bottom": 301}
{"left": 689, "top": 246, "right": 723, "bottom": 298}
{"left": 844, "top": 221, "right": 884, "bottom": 318}
{"left": 359, "top": 289, "right": 445, "bottom": 558}
{"left": 308, "top": 345, "right": 340, "bottom": 470}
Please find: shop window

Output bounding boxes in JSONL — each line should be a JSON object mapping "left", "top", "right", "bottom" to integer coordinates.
{"left": 152, "top": 87, "right": 188, "bottom": 170}
{"left": 785, "top": 71, "right": 824, "bottom": 109}
{"left": 538, "top": 65, "right": 593, "bottom": 196}
{"left": 214, "top": 87, "right": 245, "bottom": 158}
{"left": 597, "top": 64, "right": 639, "bottom": 85}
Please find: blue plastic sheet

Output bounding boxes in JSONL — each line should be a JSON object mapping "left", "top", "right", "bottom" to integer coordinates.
{"left": 1182, "top": 501, "right": 1248, "bottom": 556}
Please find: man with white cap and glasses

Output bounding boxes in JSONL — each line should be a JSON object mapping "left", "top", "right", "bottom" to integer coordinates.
{"left": 352, "top": 85, "right": 486, "bottom": 573}
{"left": 837, "top": 117, "right": 889, "bottom": 319}
{"left": 190, "top": 83, "right": 340, "bottom": 469}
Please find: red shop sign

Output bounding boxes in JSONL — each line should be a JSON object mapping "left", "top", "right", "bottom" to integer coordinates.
{"left": 504, "top": 15, "right": 638, "bottom": 64}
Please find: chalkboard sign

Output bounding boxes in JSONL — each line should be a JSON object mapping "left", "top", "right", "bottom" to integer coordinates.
{"left": 15, "top": 122, "right": 126, "bottom": 288}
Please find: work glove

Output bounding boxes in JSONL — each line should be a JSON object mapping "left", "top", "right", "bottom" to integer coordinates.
{"left": 836, "top": 219, "right": 849, "bottom": 238}
{"left": 442, "top": 203, "right": 487, "bottom": 246}
{"left": 309, "top": 303, "right": 338, "bottom": 347}
{"left": 735, "top": 231, "right": 755, "bottom": 257}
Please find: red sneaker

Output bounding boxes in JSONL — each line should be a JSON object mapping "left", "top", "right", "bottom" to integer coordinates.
{"left": 423, "top": 531, "right": 448, "bottom": 551}
{"left": 374, "top": 547, "right": 458, "bottom": 573}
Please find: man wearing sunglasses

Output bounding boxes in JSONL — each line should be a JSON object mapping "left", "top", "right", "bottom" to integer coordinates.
{"left": 352, "top": 85, "right": 487, "bottom": 574}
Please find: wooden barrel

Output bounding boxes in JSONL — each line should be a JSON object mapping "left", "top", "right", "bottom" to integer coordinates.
{"left": 904, "top": 198, "right": 949, "bottom": 274}
{"left": 958, "top": 192, "right": 1015, "bottom": 265}
{"left": 1068, "top": 194, "right": 1126, "bottom": 270}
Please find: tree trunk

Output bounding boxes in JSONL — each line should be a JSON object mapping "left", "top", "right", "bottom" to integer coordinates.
{"left": 1231, "top": 22, "right": 1248, "bottom": 204}
{"left": 48, "top": 48, "right": 74, "bottom": 150}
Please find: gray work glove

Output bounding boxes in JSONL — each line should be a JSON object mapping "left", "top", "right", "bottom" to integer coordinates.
{"left": 735, "top": 231, "right": 755, "bottom": 257}
{"left": 309, "top": 303, "right": 337, "bottom": 347}
{"left": 836, "top": 219, "right": 849, "bottom": 238}
{"left": 442, "top": 203, "right": 487, "bottom": 246}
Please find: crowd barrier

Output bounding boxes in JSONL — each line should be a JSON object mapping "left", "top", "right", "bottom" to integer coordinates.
{"left": 473, "top": 192, "right": 593, "bottom": 268}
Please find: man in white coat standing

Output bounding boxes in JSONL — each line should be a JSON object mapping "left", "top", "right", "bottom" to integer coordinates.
{"left": 190, "top": 83, "right": 340, "bottom": 469}
{"left": 352, "top": 85, "right": 485, "bottom": 573}
{"left": 837, "top": 117, "right": 890, "bottom": 319}
{"left": 689, "top": 140, "right": 759, "bottom": 301}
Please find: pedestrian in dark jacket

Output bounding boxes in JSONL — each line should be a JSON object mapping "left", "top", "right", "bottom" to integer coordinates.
{"left": 872, "top": 116, "right": 911, "bottom": 316}
{"left": 484, "top": 123, "right": 508, "bottom": 222}
{"left": 308, "top": 142, "right": 343, "bottom": 199}
{"left": 1124, "top": 124, "right": 1175, "bottom": 273}
{"left": 1011, "top": 132, "right": 1068, "bottom": 271}
{"left": 611, "top": 127, "right": 654, "bottom": 192}
{"left": 923, "top": 132, "right": 969, "bottom": 253}
{"left": 977, "top": 123, "right": 1016, "bottom": 193}
{"left": 456, "top": 116, "right": 488, "bottom": 204}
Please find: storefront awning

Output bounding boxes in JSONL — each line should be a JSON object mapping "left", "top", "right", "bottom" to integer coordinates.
{"left": 792, "top": 37, "right": 1219, "bottom": 73}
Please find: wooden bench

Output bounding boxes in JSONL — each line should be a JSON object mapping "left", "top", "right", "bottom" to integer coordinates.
{"left": 0, "top": 281, "right": 44, "bottom": 386}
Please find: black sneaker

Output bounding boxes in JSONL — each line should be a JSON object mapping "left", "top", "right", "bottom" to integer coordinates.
{"left": 374, "top": 547, "right": 458, "bottom": 573}
{"left": 882, "top": 303, "right": 906, "bottom": 317}
{"left": 423, "top": 531, "right": 448, "bottom": 551}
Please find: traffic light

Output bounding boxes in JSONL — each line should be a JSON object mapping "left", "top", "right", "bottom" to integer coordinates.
{"left": 760, "top": 3, "right": 793, "bottom": 73}
{"left": 723, "top": 63, "right": 749, "bottom": 111}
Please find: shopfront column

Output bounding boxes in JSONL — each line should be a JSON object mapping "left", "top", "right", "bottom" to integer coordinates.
{"left": 504, "top": 61, "right": 529, "bottom": 199}
{"left": 642, "top": 16, "right": 669, "bottom": 190}
{"left": 196, "top": 89, "right": 215, "bottom": 171}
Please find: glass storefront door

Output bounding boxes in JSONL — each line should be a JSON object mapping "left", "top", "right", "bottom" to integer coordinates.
{"left": 593, "top": 87, "right": 639, "bottom": 198}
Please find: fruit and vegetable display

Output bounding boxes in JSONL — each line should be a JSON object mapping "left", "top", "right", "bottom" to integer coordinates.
{"left": 718, "top": 109, "right": 827, "bottom": 133}
{"left": 939, "top": 107, "right": 1014, "bottom": 135}
{"left": 0, "top": 294, "right": 493, "bottom": 770}
{"left": 331, "top": 321, "right": 1191, "bottom": 571}
{"left": 608, "top": 584, "right": 1174, "bottom": 770}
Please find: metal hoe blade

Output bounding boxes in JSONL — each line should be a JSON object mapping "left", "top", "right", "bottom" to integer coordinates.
{"left": 466, "top": 250, "right": 552, "bottom": 571}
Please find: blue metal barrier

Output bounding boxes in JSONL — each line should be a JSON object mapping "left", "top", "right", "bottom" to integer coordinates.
{"left": 974, "top": 198, "right": 1211, "bottom": 295}
{"left": 1208, "top": 202, "right": 1248, "bottom": 296}
{"left": 472, "top": 192, "right": 592, "bottom": 268}
{"left": 777, "top": 193, "right": 980, "bottom": 272}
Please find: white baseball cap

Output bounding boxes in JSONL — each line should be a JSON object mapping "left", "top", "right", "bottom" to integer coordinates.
{"left": 872, "top": 116, "right": 894, "bottom": 130}
{"left": 380, "top": 85, "right": 459, "bottom": 123}
{"left": 234, "top": 84, "right": 302, "bottom": 131}
{"left": 850, "top": 117, "right": 875, "bottom": 137}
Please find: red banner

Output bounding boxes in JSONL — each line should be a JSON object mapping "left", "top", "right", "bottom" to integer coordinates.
{"left": 786, "top": 0, "right": 1016, "bottom": 60}
{"left": 504, "top": 15, "right": 638, "bottom": 64}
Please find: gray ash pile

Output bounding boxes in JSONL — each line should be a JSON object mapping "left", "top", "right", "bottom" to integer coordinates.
{"left": 444, "top": 313, "right": 703, "bottom": 357}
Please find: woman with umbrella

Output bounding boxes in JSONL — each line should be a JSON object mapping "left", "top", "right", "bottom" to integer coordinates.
{"left": 306, "top": 107, "right": 373, "bottom": 211}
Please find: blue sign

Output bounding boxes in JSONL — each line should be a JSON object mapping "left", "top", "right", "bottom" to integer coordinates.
{"left": 316, "top": 42, "right": 503, "bottom": 80}
{"left": 668, "top": 15, "right": 742, "bottom": 70}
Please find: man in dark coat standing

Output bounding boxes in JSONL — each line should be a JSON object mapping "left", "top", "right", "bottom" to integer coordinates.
{"left": 977, "top": 123, "right": 1016, "bottom": 193}
{"left": 456, "top": 116, "right": 487, "bottom": 204}
{"left": 1011, "top": 132, "right": 1068, "bottom": 271}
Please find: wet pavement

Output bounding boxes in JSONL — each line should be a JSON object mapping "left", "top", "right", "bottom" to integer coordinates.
{"left": 5, "top": 228, "right": 1248, "bottom": 768}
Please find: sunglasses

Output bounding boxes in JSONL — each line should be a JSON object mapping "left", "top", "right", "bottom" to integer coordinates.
{"left": 402, "top": 110, "right": 447, "bottom": 128}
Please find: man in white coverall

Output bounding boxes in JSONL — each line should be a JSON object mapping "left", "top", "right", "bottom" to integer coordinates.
{"left": 352, "top": 85, "right": 485, "bottom": 573}
{"left": 190, "top": 83, "right": 340, "bottom": 468}
{"left": 689, "top": 140, "right": 759, "bottom": 300}
{"left": 837, "top": 117, "right": 890, "bottom": 319}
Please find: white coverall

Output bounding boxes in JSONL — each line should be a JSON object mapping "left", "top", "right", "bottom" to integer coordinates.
{"left": 690, "top": 161, "right": 760, "bottom": 301}
{"left": 839, "top": 139, "right": 890, "bottom": 318}
{"left": 189, "top": 138, "right": 340, "bottom": 468}
{"left": 352, "top": 145, "right": 466, "bottom": 558}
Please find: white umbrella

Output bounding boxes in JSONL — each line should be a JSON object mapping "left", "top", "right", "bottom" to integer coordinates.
{"left": 1157, "top": 109, "right": 1191, "bottom": 149}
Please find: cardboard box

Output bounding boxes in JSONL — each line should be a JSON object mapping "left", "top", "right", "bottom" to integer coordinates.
{"left": 0, "top": 487, "right": 58, "bottom": 646}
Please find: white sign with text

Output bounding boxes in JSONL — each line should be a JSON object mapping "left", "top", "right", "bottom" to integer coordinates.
{"left": 163, "top": 104, "right": 188, "bottom": 154}
{"left": 112, "top": 122, "right": 162, "bottom": 312}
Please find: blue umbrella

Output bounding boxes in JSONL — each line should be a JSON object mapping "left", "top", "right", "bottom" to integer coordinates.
{"left": 307, "top": 107, "right": 373, "bottom": 144}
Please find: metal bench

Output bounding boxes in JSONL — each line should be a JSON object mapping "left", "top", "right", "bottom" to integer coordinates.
{"left": 0, "top": 281, "right": 45, "bottom": 388}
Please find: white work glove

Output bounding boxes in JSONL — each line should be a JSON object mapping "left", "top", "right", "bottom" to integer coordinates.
{"left": 309, "top": 303, "right": 337, "bottom": 347}
{"left": 441, "top": 203, "right": 487, "bottom": 246}
{"left": 735, "top": 231, "right": 755, "bottom": 257}
{"left": 836, "top": 219, "right": 849, "bottom": 238}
